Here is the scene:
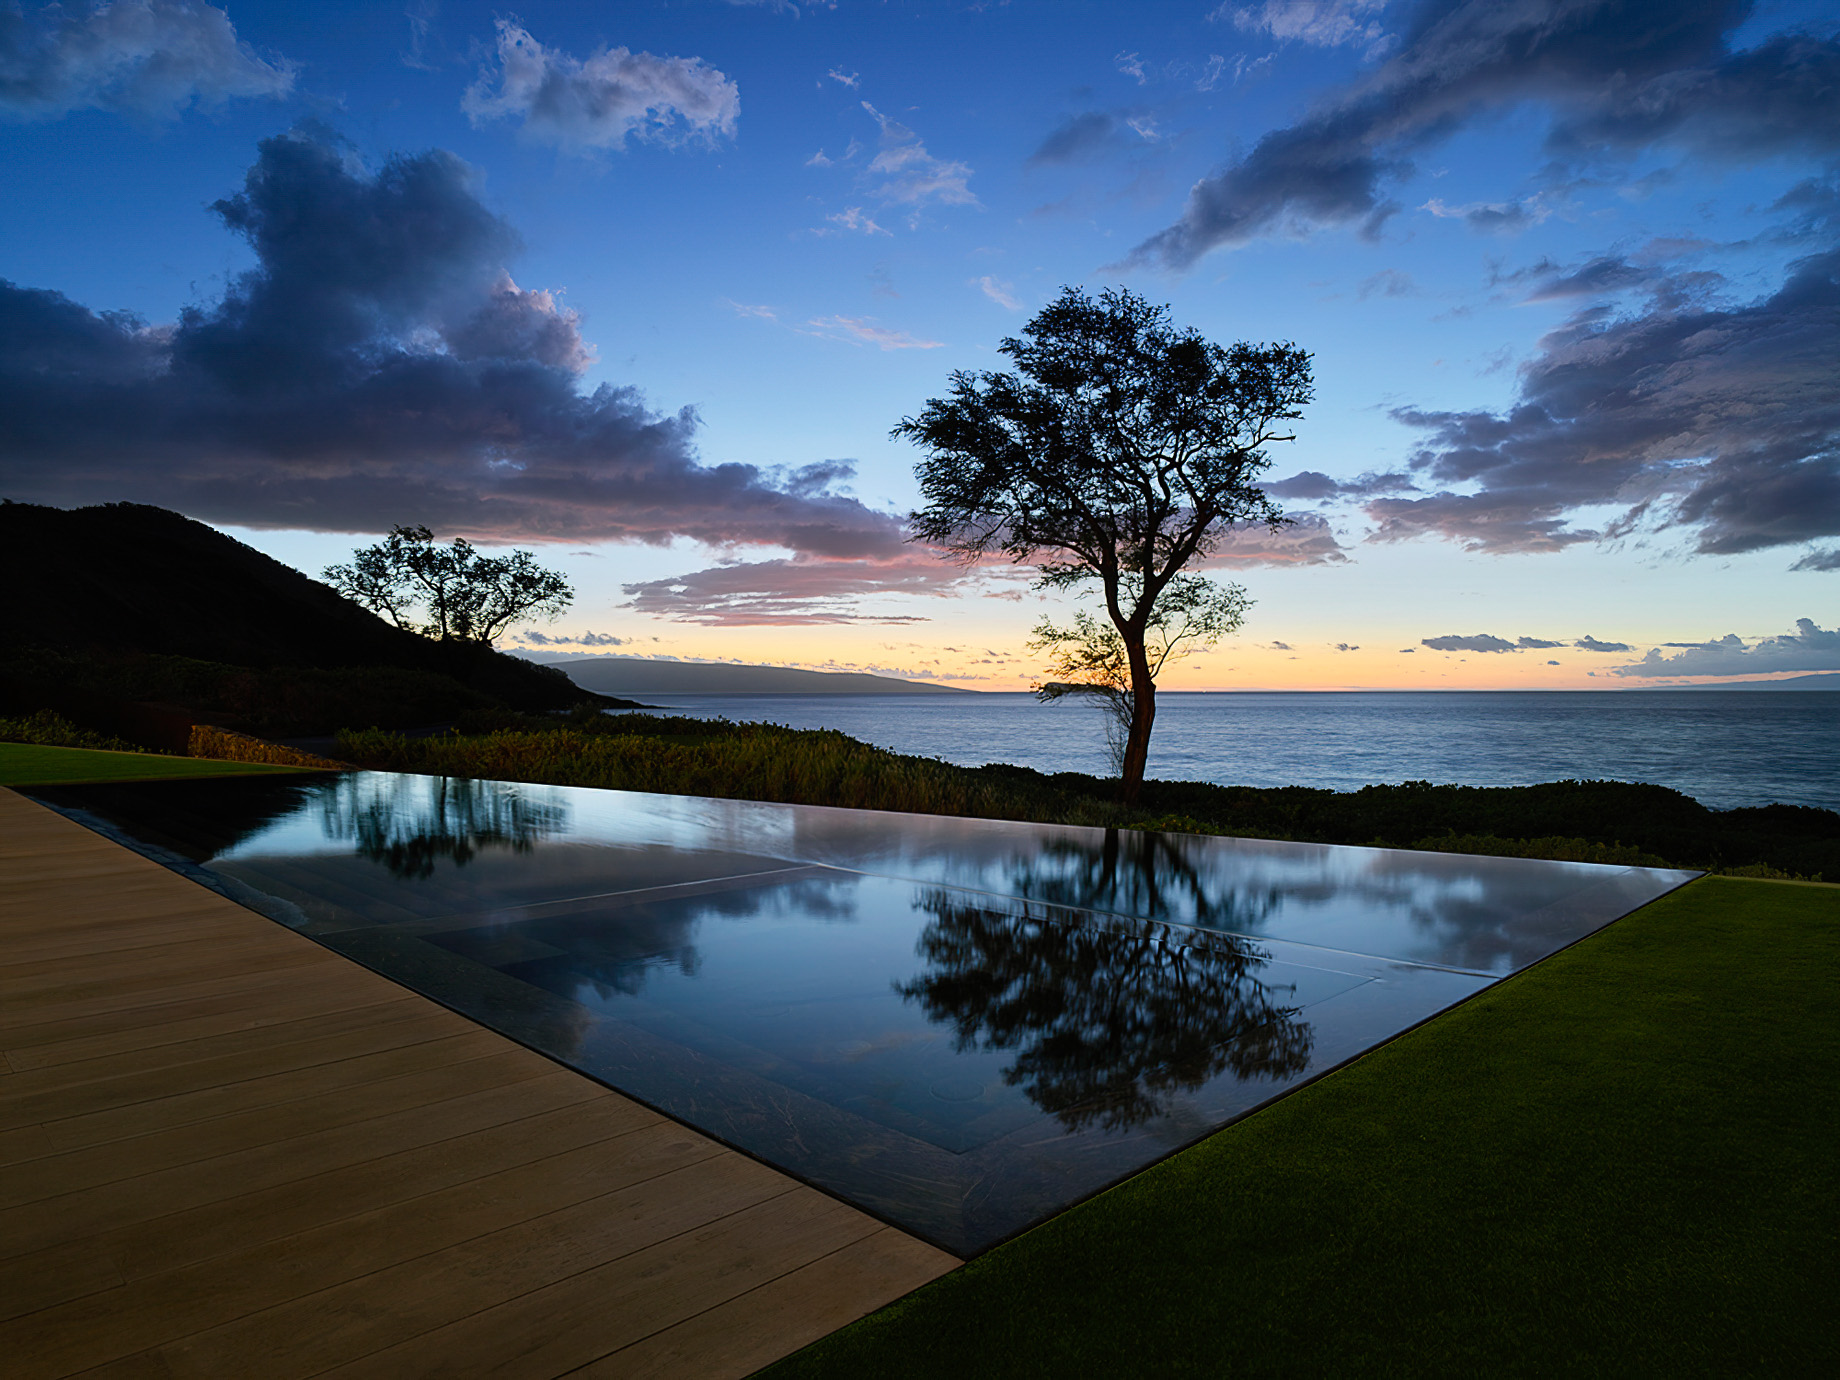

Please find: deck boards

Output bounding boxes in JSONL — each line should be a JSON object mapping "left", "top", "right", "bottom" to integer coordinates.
{"left": 0, "top": 787, "right": 957, "bottom": 1378}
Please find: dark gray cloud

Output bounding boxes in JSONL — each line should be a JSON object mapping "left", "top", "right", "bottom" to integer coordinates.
{"left": 1575, "top": 635, "right": 1634, "bottom": 652}
{"left": 1030, "top": 111, "right": 1118, "bottom": 165}
{"left": 1133, "top": 1, "right": 1839, "bottom": 268}
{"left": 1202, "top": 512, "right": 1351, "bottom": 566}
{"left": 1368, "top": 246, "right": 1840, "bottom": 560}
{"left": 0, "top": 0, "right": 293, "bottom": 121}
{"left": 1422, "top": 633, "right": 1566, "bottom": 652}
{"left": 1610, "top": 618, "right": 1840, "bottom": 676}
{"left": 1263, "top": 468, "right": 1415, "bottom": 500}
{"left": 0, "top": 127, "right": 910, "bottom": 559}
{"left": 1791, "top": 547, "right": 1840, "bottom": 571}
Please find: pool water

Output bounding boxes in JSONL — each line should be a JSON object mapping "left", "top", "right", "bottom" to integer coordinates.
{"left": 32, "top": 772, "right": 1697, "bottom": 1256}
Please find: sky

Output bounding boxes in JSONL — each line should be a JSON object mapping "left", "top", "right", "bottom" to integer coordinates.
{"left": 2, "top": 0, "right": 1837, "bottom": 690}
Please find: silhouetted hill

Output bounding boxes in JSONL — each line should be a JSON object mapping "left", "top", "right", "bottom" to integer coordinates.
{"left": 1, "top": 500, "right": 621, "bottom": 740}
{"left": 553, "top": 656, "right": 974, "bottom": 696}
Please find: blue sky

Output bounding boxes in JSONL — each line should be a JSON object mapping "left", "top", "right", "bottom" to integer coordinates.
{"left": 3, "top": 0, "right": 1837, "bottom": 688}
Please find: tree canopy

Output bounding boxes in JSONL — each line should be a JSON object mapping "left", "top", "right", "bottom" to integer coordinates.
{"left": 324, "top": 525, "right": 572, "bottom": 645}
{"left": 897, "top": 286, "right": 1312, "bottom": 797}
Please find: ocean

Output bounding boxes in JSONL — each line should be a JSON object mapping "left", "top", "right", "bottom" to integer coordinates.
{"left": 624, "top": 691, "right": 1840, "bottom": 814}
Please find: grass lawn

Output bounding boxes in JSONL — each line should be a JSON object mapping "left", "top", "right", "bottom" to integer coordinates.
{"left": 763, "top": 876, "right": 1839, "bottom": 1379}
{"left": 0, "top": 742, "right": 317, "bottom": 787}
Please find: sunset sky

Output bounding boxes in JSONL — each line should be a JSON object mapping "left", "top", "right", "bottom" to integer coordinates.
{"left": 3, "top": 0, "right": 1836, "bottom": 689}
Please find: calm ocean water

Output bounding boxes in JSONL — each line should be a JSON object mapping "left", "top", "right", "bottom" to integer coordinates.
{"left": 627, "top": 691, "right": 1840, "bottom": 814}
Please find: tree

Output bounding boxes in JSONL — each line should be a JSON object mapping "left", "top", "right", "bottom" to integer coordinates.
{"left": 1031, "top": 574, "right": 1248, "bottom": 776}
{"left": 324, "top": 525, "right": 573, "bottom": 645}
{"left": 897, "top": 286, "right": 1312, "bottom": 799}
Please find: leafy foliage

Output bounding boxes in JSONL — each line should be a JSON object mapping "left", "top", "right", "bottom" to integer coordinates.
{"left": 898, "top": 286, "right": 1311, "bottom": 794}
{"left": 331, "top": 714, "right": 1837, "bottom": 879}
{"left": 324, "top": 524, "right": 572, "bottom": 644}
{"left": 1032, "top": 575, "right": 1250, "bottom": 774}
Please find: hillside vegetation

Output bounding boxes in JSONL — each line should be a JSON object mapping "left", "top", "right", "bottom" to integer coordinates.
{"left": 337, "top": 711, "right": 1838, "bottom": 878}
{"left": 0, "top": 501, "right": 623, "bottom": 745}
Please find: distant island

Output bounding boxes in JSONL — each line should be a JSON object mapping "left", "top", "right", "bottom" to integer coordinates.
{"left": 1645, "top": 673, "right": 1840, "bottom": 691}
{"left": 550, "top": 656, "right": 975, "bottom": 696}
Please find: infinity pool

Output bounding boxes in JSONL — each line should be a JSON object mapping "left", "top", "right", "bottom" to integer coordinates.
{"left": 33, "top": 773, "right": 1696, "bottom": 1255}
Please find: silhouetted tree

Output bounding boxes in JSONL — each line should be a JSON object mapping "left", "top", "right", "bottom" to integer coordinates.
{"left": 897, "top": 286, "right": 1311, "bottom": 799}
{"left": 325, "top": 525, "right": 572, "bottom": 644}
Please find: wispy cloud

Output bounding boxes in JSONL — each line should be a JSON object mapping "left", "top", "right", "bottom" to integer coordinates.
{"left": 826, "top": 67, "right": 859, "bottom": 88}
{"left": 820, "top": 206, "right": 890, "bottom": 236}
{"left": 803, "top": 314, "right": 944, "bottom": 350}
{"left": 861, "top": 101, "right": 977, "bottom": 208}
{"left": 975, "top": 275, "right": 1022, "bottom": 309}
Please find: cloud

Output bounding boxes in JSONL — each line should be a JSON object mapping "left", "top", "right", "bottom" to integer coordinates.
{"left": 976, "top": 276, "right": 1022, "bottom": 310}
{"left": 1791, "top": 547, "right": 1840, "bottom": 571}
{"left": 1358, "top": 268, "right": 1416, "bottom": 299}
{"left": 1610, "top": 618, "right": 1840, "bottom": 677}
{"left": 0, "top": 0, "right": 293, "bottom": 121}
{"left": 1422, "top": 195, "right": 1550, "bottom": 234}
{"left": 1367, "top": 246, "right": 1840, "bottom": 560}
{"left": 517, "top": 630, "right": 627, "bottom": 647}
{"left": 804, "top": 314, "right": 943, "bottom": 350}
{"left": 1422, "top": 633, "right": 1570, "bottom": 652}
{"left": 1574, "top": 635, "right": 1633, "bottom": 652}
{"left": 821, "top": 206, "right": 890, "bottom": 236}
{"left": 1115, "top": 51, "right": 1148, "bottom": 85}
{"left": 1333, "top": 642, "right": 1360, "bottom": 652}
{"left": 1218, "top": 0, "right": 1390, "bottom": 51}
{"left": 1268, "top": 640, "right": 1293, "bottom": 651}
{"left": 1030, "top": 111, "right": 1117, "bottom": 165}
{"left": 1200, "top": 513, "right": 1351, "bottom": 567}
{"left": 1422, "top": 634, "right": 1510, "bottom": 653}
{"left": 461, "top": 20, "right": 738, "bottom": 151}
{"left": 1262, "top": 468, "right": 1415, "bottom": 500}
{"left": 622, "top": 552, "right": 974, "bottom": 625}
{"left": 826, "top": 67, "right": 859, "bottom": 88}
{"left": 0, "top": 127, "right": 912, "bottom": 555}
{"left": 1134, "top": 1, "right": 1840, "bottom": 268}
{"left": 861, "top": 101, "right": 977, "bottom": 208}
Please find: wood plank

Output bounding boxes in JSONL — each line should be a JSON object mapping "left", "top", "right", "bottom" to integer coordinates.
{"left": 583, "top": 1227, "right": 961, "bottom": 1380}
{"left": 0, "top": 788, "right": 960, "bottom": 1378}
{"left": 4, "top": 982, "right": 411, "bottom": 1072}
{"left": 1, "top": 1122, "right": 731, "bottom": 1377}
{"left": 0, "top": 1047, "right": 555, "bottom": 1260}
{"left": 320, "top": 1188, "right": 886, "bottom": 1380}
{"left": 103, "top": 1082, "right": 650, "bottom": 1280}
{"left": 67, "top": 1158, "right": 797, "bottom": 1380}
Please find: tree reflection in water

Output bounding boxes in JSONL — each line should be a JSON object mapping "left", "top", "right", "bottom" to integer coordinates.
{"left": 899, "top": 866, "right": 1312, "bottom": 1134}
{"left": 316, "top": 774, "right": 568, "bottom": 878}
{"left": 1007, "top": 827, "right": 1284, "bottom": 935}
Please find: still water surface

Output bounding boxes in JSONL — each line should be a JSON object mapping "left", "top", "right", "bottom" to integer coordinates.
{"left": 36, "top": 770, "right": 1693, "bottom": 1254}
{"left": 631, "top": 691, "right": 1840, "bottom": 812}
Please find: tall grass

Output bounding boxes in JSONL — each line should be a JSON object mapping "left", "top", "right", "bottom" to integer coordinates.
{"left": 336, "top": 720, "right": 1122, "bottom": 826}
{"left": 332, "top": 714, "right": 1836, "bottom": 877}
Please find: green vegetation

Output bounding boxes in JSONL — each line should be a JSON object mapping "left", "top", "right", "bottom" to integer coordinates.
{"left": 763, "top": 877, "right": 1840, "bottom": 1379}
{"left": 333, "top": 712, "right": 1838, "bottom": 878}
{"left": 0, "top": 742, "right": 311, "bottom": 786}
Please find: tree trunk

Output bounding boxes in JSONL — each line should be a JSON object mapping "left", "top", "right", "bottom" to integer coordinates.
{"left": 1117, "top": 633, "right": 1157, "bottom": 802}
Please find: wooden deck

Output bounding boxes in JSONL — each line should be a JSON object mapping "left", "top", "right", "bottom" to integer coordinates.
{"left": 0, "top": 788, "right": 958, "bottom": 1378}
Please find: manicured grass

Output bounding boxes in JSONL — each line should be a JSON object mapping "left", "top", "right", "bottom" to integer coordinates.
{"left": 763, "top": 877, "right": 1839, "bottom": 1378}
{"left": 0, "top": 742, "right": 314, "bottom": 786}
